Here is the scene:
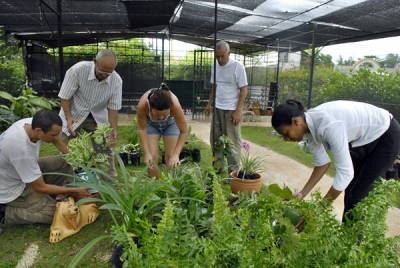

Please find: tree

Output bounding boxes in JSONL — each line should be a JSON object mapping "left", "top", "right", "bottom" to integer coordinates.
{"left": 337, "top": 56, "right": 344, "bottom": 65}
{"left": 0, "top": 30, "right": 26, "bottom": 95}
{"left": 382, "top": 53, "right": 400, "bottom": 68}
{"left": 343, "top": 57, "right": 355, "bottom": 66}
{"left": 316, "top": 53, "right": 334, "bottom": 68}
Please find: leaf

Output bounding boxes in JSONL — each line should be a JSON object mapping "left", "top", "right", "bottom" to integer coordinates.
{"left": 29, "top": 97, "right": 53, "bottom": 109}
{"left": 75, "top": 197, "right": 104, "bottom": 205}
{"left": 0, "top": 91, "right": 14, "bottom": 101}
{"left": 68, "top": 235, "right": 110, "bottom": 268}
{"left": 283, "top": 207, "right": 302, "bottom": 225}
{"left": 99, "top": 203, "right": 123, "bottom": 211}
{"left": 267, "top": 184, "right": 294, "bottom": 200}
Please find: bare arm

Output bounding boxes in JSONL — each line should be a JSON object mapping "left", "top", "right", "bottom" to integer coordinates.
{"left": 60, "top": 99, "right": 75, "bottom": 136}
{"left": 205, "top": 84, "right": 215, "bottom": 114}
{"left": 208, "top": 84, "right": 215, "bottom": 105}
{"left": 31, "top": 176, "right": 90, "bottom": 198}
{"left": 298, "top": 163, "right": 330, "bottom": 199}
{"left": 53, "top": 136, "right": 69, "bottom": 154}
{"left": 136, "top": 98, "right": 152, "bottom": 164}
{"left": 231, "top": 86, "right": 248, "bottom": 125}
{"left": 171, "top": 97, "right": 189, "bottom": 157}
{"left": 324, "top": 186, "right": 342, "bottom": 201}
{"left": 236, "top": 86, "right": 248, "bottom": 112}
{"left": 108, "top": 109, "right": 119, "bottom": 145}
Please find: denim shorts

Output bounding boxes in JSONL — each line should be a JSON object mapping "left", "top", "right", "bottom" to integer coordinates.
{"left": 147, "top": 117, "right": 180, "bottom": 136}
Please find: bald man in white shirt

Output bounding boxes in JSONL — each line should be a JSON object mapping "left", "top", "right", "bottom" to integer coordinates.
{"left": 59, "top": 49, "right": 122, "bottom": 176}
{"left": 206, "top": 40, "right": 248, "bottom": 173}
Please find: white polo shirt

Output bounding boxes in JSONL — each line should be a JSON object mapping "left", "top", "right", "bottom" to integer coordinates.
{"left": 304, "top": 100, "right": 392, "bottom": 191}
{"left": 58, "top": 61, "right": 123, "bottom": 136}
{"left": 0, "top": 118, "right": 42, "bottom": 203}
{"left": 210, "top": 58, "right": 248, "bottom": 110}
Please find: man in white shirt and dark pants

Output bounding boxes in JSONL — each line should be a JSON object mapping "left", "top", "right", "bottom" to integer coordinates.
{"left": 0, "top": 109, "right": 90, "bottom": 225}
{"left": 271, "top": 100, "right": 400, "bottom": 220}
{"left": 58, "top": 49, "right": 122, "bottom": 176}
{"left": 206, "top": 40, "right": 248, "bottom": 173}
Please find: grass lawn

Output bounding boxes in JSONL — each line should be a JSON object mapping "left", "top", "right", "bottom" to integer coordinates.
{"left": 241, "top": 126, "right": 335, "bottom": 176}
{"left": 1, "top": 126, "right": 213, "bottom": 267}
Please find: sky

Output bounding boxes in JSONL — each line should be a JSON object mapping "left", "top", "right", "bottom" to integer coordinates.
{"left": 149, "top": 35, "right": 400, "bottom": 64}
{"left": 320, "top": 36, "right": 400, "bottom": 63}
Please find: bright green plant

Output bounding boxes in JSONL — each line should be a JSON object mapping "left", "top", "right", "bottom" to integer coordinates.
{"left": 0, "top": 107, "right": 19, "bottom": 132}
{"left": 70, "top": 160, "right": 400, "bottom": 268}
{"left": 0, "top": 87, "right": 58, "bottom": 119}
{"left": 120, "top": 143, "right": 140, "bottom": 154}
{"left": 213, "top": 135, "right": 233, "bottom": 173}
{"left": 231, "top": 140, "right": 264, "bottom": 178}
{"left": 65, "top": 125, "right": 113, "bottom": 171}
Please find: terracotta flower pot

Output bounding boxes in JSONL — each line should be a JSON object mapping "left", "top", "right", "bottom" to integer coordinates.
{"left": 230, "top": 171, "right": 262, "bottom": 193}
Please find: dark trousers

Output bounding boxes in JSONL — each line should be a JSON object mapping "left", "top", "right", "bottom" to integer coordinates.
{"left": 343, "top": 118, "right": 400, "bottom": 220}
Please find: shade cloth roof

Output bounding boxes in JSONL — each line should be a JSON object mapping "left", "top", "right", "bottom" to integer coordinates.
{"left": 1, "top": 0, "right": 400, "bottom": 53}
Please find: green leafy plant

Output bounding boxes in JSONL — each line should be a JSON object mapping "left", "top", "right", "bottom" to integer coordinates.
{"left": 235, "top": 140, "right": 264, "bottom": 179}
{"left": 213, "top": 135, "right": 233, "bottom": 173}
{"left": 0, "top": 87, "right": 58, "bottom": 119}
{"left": 120, "top": 143, "right": 140, "bottom": 154}
{"left": 70, "top": 159, "right": 400, "bottom": 268}
{"left": 0, "top": 107, "right": 19, "bottom": 132}
{"left": 65, "top": 125, "right": 113, "bottom": 171}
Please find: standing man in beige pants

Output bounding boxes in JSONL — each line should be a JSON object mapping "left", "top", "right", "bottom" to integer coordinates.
{"left": 58, "top": 49, "right": 122, "bottom": 176}
{"left": 206, "top": 40, "right": 248, "bottom": 173}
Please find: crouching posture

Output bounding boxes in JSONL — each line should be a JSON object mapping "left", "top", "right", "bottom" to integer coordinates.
{"left": 136, "top": 83, "right": 188, "bottom": 178}
{"left": 0, "top": 109, "right": 90, "bottom": 225}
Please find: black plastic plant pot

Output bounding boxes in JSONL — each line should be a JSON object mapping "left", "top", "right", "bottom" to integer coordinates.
{"left": 111, "top": 238, "right": 142, "bottom": 268}
{"left": 191, "top": 148, "right": 201, "bottom": 162}
{"left": 130, "top": 151, "right": 140, "bottom": 166}
{"left": 119, "top": 152, "right": 129, "bottom": 166}
{"left": 179, "top": 147, "right": 191, "bottom": 161}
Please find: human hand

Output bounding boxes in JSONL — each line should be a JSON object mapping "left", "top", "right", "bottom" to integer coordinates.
{"left": 231, "top": 110, "right": 241, "bottom": 125}
{"left": 110, "top": 128, "right": 118, "bottom": 147}
{"left": 294, "top": 191, "right": 304, "bottom": 200}
{"left": 144, "top": 154, "right": 155, "bottom": 169}
{"left": 167, "top": 154, "right": 180, "bottom": 169}
{"left": 204, "top": 103, "right": 212, "bottom": 115}
{"left": 295, "top": 217, "right": 305, "bottom": 232}
{"left": 67, "top": 117, "right": 76, "bottom": 137}
{"left": 71, "top": 188, "right": 91, "bottom": 200}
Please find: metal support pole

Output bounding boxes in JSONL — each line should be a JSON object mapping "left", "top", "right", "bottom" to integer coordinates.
{"left": 168, "top": 36, "right": 171, "bottom": 80}
{"left": 212, "top": 0, "right": 218, "bottom": 152}
{"left": 307, "top": 24, "right": 317, "bottom": 109}
{"left": 265, "top": 47, "right": 269, "bottom": 87}
{"left": 275, "top": 39, "right": 280, "bottom": 85}
{"left": 57, "top": 0, "right": 64, "bottom": 82}
{"left": 161, "top": 35, "right": 165, "bottom": 82}
{"left": 192, "top": 50, "right": 197, "bottom": 119}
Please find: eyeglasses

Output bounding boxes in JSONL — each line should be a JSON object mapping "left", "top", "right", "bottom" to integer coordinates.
{"left": 95, "top": 63, "right": 113, "bottom": 76}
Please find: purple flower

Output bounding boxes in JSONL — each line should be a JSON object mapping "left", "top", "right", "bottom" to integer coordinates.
{"left": 240, "top": 140, "right": 250, "bottom": 152}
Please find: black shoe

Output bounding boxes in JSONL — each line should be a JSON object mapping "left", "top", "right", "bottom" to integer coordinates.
{"left": 0, "top": 204, "right": 6, "bottom": 224}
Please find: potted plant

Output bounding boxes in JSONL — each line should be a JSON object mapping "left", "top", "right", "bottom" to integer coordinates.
{"left": 186, "top": 131, "right": 201, "bottom": 163}
{"left": 213, "top": 135, "right": 233, "bottom": 174}
{"left": 230, "top": 140, "right": 264, "bottom": 193}
{"left": 179, "top": 143, "right": 192, "bottom": 162}
{"left": 119, "top": 143, "right": 140, "bottom": 166}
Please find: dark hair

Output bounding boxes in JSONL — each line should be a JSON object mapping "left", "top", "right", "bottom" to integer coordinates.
{"left": 271, "top": 100, "right": 305, "bottom": 128}
{"left": 148, "top": 83, "right": 172, "bottom": 110}
{"left": 31, "top": 109, "right": 62, "bottom": 133}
